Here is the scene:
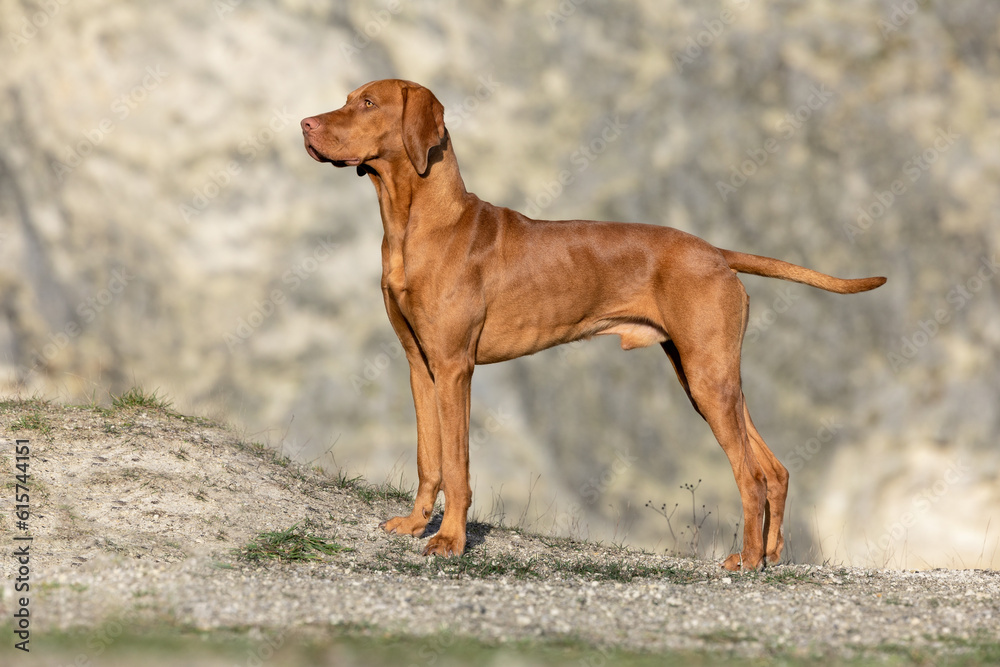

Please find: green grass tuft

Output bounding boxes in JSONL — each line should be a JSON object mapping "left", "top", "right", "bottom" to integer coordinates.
{"left": 0, "top": 396, "right": 50, "bottom": 413}
{"left": 334, "top": 469, "right": 414, "bottom": 505}
{"left": 111, "top": 386, "right": 175, "bottom": 411}
{"left": 10, "top": 411, "right": 52, "bottom": 435}
{"left": 235, "top": 523, "right": 353, "bottom": 563}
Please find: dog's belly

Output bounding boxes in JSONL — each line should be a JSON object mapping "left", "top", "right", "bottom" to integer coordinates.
{"left": 596, "top": 322, "right": 668, "bottom": 350}
{"left": 475, "top": 313, "right": 667, "bottom": 364}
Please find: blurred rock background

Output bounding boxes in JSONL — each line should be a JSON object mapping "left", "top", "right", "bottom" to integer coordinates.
{"left": 1, "top": 0, "right": 997, "bottom": 569}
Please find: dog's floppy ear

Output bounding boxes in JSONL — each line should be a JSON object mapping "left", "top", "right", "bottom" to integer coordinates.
{"left": 401, "top": 85, "right": 445, "bottom": 176}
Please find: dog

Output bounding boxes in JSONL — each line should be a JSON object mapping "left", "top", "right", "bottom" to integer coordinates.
{"left": 301, "top": 79, "right": 885, "bottom": 570}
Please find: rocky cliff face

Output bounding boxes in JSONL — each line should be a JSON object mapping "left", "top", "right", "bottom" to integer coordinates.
{"left": 1, "top": 0, "right": 998, "bottom": 568}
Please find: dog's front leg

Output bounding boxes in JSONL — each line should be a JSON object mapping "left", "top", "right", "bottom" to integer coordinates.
{"left": 380, "top": 356, "right": 442, "bottom": 537}
{"left": 421, "top": 359, "right": 474, "bottom": 557}
{"left": 379, "top": 293, "right": 442, "bottom": 538}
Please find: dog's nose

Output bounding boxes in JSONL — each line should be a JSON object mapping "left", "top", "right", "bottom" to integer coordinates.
{"left": 301, "top": 116, "right": 320, "bottom": 133}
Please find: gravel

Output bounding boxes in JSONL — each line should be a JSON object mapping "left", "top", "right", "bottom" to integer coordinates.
{"left": 1, "top": 400, "right": 998, "bottom": 662}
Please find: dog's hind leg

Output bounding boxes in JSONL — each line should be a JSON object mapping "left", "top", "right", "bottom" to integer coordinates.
{"left": 742, "top": 399, "right": 788, "bottom": 563}
{"left": 658, "top": 272, "right": 767, "bottom": 570}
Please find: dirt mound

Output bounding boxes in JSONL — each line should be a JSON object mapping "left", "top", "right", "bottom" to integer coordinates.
{"left": 1, "top": 397, "right": 380, "bottom": 572}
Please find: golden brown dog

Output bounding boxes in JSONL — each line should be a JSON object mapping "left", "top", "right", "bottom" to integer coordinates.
{"left": 301, "top": 79, "right": 885, "bottom": 570}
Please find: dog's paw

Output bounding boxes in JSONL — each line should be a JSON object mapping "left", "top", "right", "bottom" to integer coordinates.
{"left": 721, "top": 551, "right": 764, "bottom": 572}
{"left": 379, "top": 515, "right": 427, "bottom": 537}
{"left": 422, "top": 533, "right": 465, "bottom": 558}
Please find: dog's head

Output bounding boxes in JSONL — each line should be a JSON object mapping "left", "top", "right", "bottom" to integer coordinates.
{"left": 301, "top": 79, "right": 446, "bottom": 176}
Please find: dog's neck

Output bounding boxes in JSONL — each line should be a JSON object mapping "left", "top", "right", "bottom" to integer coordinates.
{"left": 366, "top": 133, "right": 471, "bottom": 260}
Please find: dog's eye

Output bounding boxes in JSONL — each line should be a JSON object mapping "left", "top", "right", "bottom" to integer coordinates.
{"left": 364, "top": 99, "right": 375, "bottom": 108}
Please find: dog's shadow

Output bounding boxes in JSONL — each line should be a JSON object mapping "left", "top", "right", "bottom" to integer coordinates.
{"left": 421, "top": 513, "right": 492, "bottom": 552}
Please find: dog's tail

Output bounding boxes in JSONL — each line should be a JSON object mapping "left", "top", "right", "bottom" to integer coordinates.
{"left": 720, "top": 249, "right": 887, "bottom": 294}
